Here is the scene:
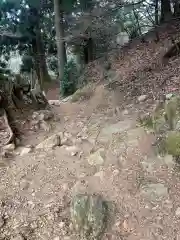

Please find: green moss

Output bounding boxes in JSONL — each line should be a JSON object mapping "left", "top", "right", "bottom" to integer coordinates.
{"left": 140, "top": 96, "right": 180, "bottom": 134}
{"left": 165, "top": 131, "right": 180, "bottom": 157}
{"left": 71, "top": 194, "right": 108, "bottom": 239}
{"left": 138, "top": 114, "right": 154, "bottom": 129}
{"left": 155, "top": 137, "right": 167, "bottom": 156}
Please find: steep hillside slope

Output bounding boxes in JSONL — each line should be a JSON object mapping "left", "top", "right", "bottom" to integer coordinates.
{"left": 83, "top": 19, "right": 180, "bottom": 99}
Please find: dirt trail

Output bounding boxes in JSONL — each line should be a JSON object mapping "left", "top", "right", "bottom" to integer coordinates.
{"left": 0, "top": 85, "right": 180, "bottom": 240}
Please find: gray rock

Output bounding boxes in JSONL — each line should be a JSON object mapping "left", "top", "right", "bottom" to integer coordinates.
{"left": 32, "top": 110, "right": 54, "bottom": 121}
{"left": 175, "top": 207, "right": 180, "bottom": 217}
{"left": 141, "top": 183, "right": 168, "bottom": 201}
{"left": 53, "top": 237, "right": 60, "bottom": 240}
{"left": 11, "top": 235, "right": 24, "bottom": 240}
{"left": 99, "top": 120, "right": 132, "bottom": 143}
{"left": 36, "top": 134, "right": 61, "bottom": 150}
{"left": 166, "top": 93, "right": 173, "bottom": 100}
{"left": 137, "top": 95, "right": 148, "bottom": 102}
{"left": 65, "top": 146, "right": 80, "bottom": 156}
{"left": 20, "top": 146, "right": 33, "bottom": 156}
{"left": 163, "top": 154, "right": 174, "bottom": 167}
{"left": 0, "top": 216, "right": 4, "bottom": 228}
{"left": 88, "top": 148, "right": 105, "bottom": 166}
{"left": 3, "top": 143, "right": 15, "bottom": 151}
{"left": 48, "top": 99, "right": 61, "bottom": 106}
{"left": 71, "top": 194, "right": 108, "bottom": 239}
{"left": 39, "top": 120, "right": 51, "bottom": 132}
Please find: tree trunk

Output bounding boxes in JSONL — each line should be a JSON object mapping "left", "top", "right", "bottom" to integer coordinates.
{"left": 173, "top": 0, "right": 180, "bottom": 16}
{"left": 155, "top": 0, "right": 159, "bottom": 25}
{"left": 54, "top": 0, "right": 67, "bottom": 82}
{"left": 154, "top": 0, "right": 160, "bottom": 42}
{"left": 160, "top": 0, "right": 172, "bottom": 22}
{"left": 32, "top": 30, "right": 51, "bottom": 91}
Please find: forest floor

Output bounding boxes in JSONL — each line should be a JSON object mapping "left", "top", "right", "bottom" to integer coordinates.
{"left": 1, "top": 83, "right": 180, "bottom": 240}
{"left": 2, "top": 19, "right": 180, "bottom": 240}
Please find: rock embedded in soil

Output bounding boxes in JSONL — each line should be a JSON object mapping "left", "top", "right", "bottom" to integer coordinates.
{"left": 166, "top": 93, "right": 173, "bottom": 100}
{"left": 32, "top": 109, "right": 54, "bottom": 121}
{"left": 141, "top": 183, "right": 168, "bottom": 201}
{"left": 71, "top": 194, "right": 108, "bottom": 239}
{"left": 137, "top": 95, "right": 148, "bottom": 102}
{"left": 36, "top": 133, "right": 61, "bottom": 150}
{"left": 48, "top": 99, "right": 61, "bottom": 106}
{"left": 88, "top": 148, "right": 105, "bottom": 166}
{"left": 175, "top": 207, "right": 180, "bottom": 217}
{"left": 11, "top": 235, "right": 24, "bottom": 240}
{"left": 65, "top": 145, "right": 80, "bottom": 156}
{"left": 39, "top": 120, "right": 51, "bottom": 132}
{"left": 3, "top": 143, "right": 15, "bottom": 151}
{"left": 20, "top": 146, "right": 33, "bottom": 156}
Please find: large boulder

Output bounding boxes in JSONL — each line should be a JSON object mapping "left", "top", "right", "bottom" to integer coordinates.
{"left": 71, "top": 194, "right": 108, "bottom": 239}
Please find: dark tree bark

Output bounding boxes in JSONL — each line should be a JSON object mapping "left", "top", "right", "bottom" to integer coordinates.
{"left": 83, "top": 37, "right": 94, "bottom": 64}
{"left": 160, "top": 0, "right": 172, "bottom": 22}
{"left": 54, "top": 0, "right": 67, "bottom": 81}
{"left": 32, "top": 29, "right": 51, "bottom": 91}
{"left": 155, "top": 0, "right": 159, "bottom": 25}
{"left": 173, "top": 0, "right": 180, "bottom": 16}
{"left": 154, "top": 0, "right": 160, "bottom": 42}
{"left": 29, "top": 6, "right": 51, "bottom": 91}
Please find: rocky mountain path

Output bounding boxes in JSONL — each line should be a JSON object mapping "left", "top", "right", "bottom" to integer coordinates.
{"left": 0, "top": 86, "right": 180, "bottom": 240}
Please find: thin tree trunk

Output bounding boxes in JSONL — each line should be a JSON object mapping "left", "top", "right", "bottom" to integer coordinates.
{"left": 160, "top": 0, "right": 172, "bottom": 22}
{"left": 155, "top": 0, "right": 159, "bottom": 25}
{"left": 32, "top": 30, "right": 51, "bottom": 91}
{"left": 54, "top": 0, "right": 67, "bottom": 82}
{"left": 154, "top": 0, "right": 160, "bottom": 42}
{"left": 31, "top": 6, "right": 51, "bottom": 91}
{"left": 173, "top": 0, "right": 180, "bottom": 16}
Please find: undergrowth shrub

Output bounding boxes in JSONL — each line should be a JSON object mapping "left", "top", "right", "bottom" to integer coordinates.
{"left": 61, "top": 60, "right": 78, "bottom": 97}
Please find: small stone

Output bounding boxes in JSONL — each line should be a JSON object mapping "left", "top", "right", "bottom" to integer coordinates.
{"left": 32, "top": 110, "right": 54, "bottom": 121}
{"left": 138, "top": 95, "right": 148, "bottom": 102}
{"left": 31, "top": 120, "right": 40, "bottom": 130}
{"left": 122, "top": 109, "right": 129, "bottom": 115}
{"left": 63, "top": 237, "right": 71, "bottom": 240}
{"left": 11, "top": 235, "right": 24, "bottom": 240}
{"left": 163, "top": 154, "right": 174, "bottom": 167}
{"left": 53, "top": 237, "right": 60, "bottom": 240}
{"left": 36, "top": 134, "right": 61, "bottom": 150}
{"left": 0, "top": 216, "right": 4, "bottom": 228}
{"left": 3, "top": 143, "right": 15, "bottom": 151}
{"left": 40, "top": 121, "right": 51, "bottom": 132}
{"left": 65, "top": 146, "right": 79, "bottom": 156}
{"left": 79, "top": 173, "right": 86, "bottom": 178}
{"left": 49, "top": 99, "right": 61, "bottom": 106}
{"left": 62, "top": 183, "right": 69, "bottom": 191}
{"left": 88, "top": 148, "right": 105, "bottom": 166}
{"left": 94, "top": 171, "right": 104, "bottom": 181}
{"left": 20, "top": 146, "right": 32, "bottom": 156}
{"left": 176, "top": 120, "right": 180, "bottom": 130}
{"left": 59, "top": 221, "right": 65, "bottom": 228}
{"left": 175, "top": 207, "right": 180, "bottom": 217}
{"left": 166, "top": 93, "right": 173, "bottom": 100}
{"left": 113, "top": 169, "right": 119, "bottom": 176}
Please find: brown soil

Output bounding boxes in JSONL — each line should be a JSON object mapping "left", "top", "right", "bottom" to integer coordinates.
{"left": 2, "top": 19, "right": 180, "bottom": 240}
{"left": 0, "top": 84, "right": 180, "bottom": 240}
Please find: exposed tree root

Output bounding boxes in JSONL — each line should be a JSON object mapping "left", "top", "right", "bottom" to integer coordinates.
{"left": 2, "top": 109, "right": 14, "bottom": 145}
